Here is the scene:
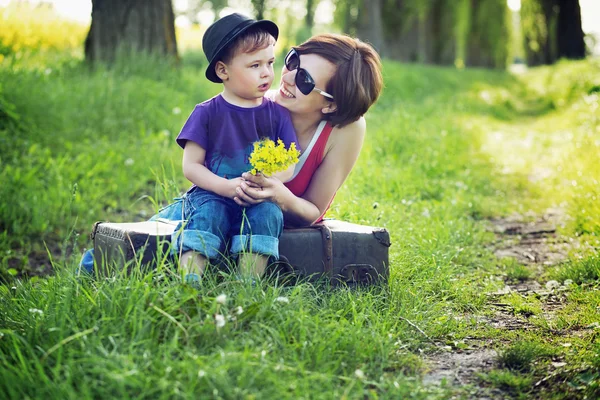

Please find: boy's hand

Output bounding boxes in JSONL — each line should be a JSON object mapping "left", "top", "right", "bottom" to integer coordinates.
{"left": 220, "top": 177, "right": 245, "bottom": 200}
{"left": 234, "top": 172, "right": 287, "bottom": 207}
{"left": 221, "top": 176, "right": 261, "bottom": 200}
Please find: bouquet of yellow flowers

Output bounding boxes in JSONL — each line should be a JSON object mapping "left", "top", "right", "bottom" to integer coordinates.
{"left": 249, "top": 138, "right": 300, "bottom": 176}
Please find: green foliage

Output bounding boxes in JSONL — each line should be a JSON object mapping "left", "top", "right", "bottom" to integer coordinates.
{"left": 454, "top": 0, "right": 471, "bottom": 68}
{"left": 0, "top": 81, "right": 20, "bottom": 130}
{"left": 480, "top": 369, "right": 532, "bottom": 396}
{"left": 468, "top": 0, "right": 510, "bottom": 68}
{"left": 332, "top": 0, "right": 361, "bottom": 36}
{"left": 550, "top": 254, "right": 600, "bottom": 285}
{"left": 498, "top": 340, "right": 555, "bottom": 372}
{"left": 521, "top": 0, "right": 548, "bottom": 54}
{"left": 502, "top": 293, "right": 542, "bottom": 317}
{"left": 503, "top": 258, "right": 532, "bottom": 282}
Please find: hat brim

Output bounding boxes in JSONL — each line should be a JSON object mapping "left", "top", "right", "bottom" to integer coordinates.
{"left": 205, "top": 20, "right": 279, "bottom": 83}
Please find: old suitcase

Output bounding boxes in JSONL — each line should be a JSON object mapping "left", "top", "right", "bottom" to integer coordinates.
{"left": 92, "top": 219, "right": 390, "bottom": 286}
{"left": 91, "top": 220, "right": 178, "bottom": 275}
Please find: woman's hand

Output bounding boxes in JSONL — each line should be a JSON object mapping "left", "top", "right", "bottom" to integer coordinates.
{"left": 234, "top": 172, "right": 285, "bottom": 207}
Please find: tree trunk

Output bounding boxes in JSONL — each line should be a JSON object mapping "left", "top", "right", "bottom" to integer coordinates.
{"left": 357, "top": 0, "right": 385, "bottom": 56}
{"left": 383, "top": 0, "right": 451, "bottom": 65}
{"left": 523, "top": 0, "right": 585, "bottom": 66}
{"left": 466, "top": 0, "right": 509, "bottom": 69}
{"left": 430, "top": 0, "right": 456, "bottom": 65}
{"left": 557, "top": 0, "right": 585, "bottom": 59}
{"left": 305, "top": 0, "right": 315, "bottom": 29}
{"left": 85, "top": 0, "right": 178, "bottom": 64}
{"left": 251, "top": 0, "right": 266, "bottom": 20}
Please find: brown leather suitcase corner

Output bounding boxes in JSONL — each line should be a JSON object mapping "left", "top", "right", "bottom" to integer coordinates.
{"left": 276, "top": 220, "right": 390, "bottom": 286}
{"left": 92, "top": 219, "right": 390, "bottom": 286}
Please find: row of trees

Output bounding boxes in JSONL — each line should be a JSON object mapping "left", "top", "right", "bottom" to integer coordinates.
{"left": 84, "top": 0, "right": 587, "bottom": 69}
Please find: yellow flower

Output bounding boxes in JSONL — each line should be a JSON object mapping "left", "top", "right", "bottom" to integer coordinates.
{"left": 249, "top": 138, "right": 300, "bottom": 176}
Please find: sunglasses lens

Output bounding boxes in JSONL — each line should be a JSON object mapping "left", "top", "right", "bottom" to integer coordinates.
{"left": 296, "top": 69, "right": 315, "bottom": 95}
{"left": 285, "top": 50, "right": 299, "bottom": 71}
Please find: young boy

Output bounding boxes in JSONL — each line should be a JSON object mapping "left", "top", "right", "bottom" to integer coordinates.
{"left": 174, "top": 13, "right": 298, "bottom": 284}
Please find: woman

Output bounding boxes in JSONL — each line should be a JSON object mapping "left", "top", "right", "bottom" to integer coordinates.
{"left": 234, "top": 33, "right": 383, "bottom": 227}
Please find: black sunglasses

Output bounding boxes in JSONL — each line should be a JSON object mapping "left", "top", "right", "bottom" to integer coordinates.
{"left": 284, "top": 48, "right": 334, "bottom": 100}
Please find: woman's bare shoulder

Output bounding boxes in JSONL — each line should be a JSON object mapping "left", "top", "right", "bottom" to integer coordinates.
{"left": 328, "top": 117, "right": 366, "bottom": 150}
{"left": 331, "top": 117, "right": 366, "bottom": 138}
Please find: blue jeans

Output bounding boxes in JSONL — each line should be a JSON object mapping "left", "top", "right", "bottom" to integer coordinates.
{"left": 151, "top": 187, "right": 283, "bottom": 260}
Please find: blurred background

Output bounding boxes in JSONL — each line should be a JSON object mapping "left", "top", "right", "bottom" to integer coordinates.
{"left": 1, "top": 0, "right": 598, "bottom": 69}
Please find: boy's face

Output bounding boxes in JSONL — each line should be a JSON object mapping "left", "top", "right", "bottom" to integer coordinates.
{"left": 219, "top": 44, "right": 275, "bottom": 106}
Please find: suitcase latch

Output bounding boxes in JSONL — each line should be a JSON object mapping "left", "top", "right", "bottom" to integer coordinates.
{"left": 340, "top": 264, "right": 377, "bottom": 284}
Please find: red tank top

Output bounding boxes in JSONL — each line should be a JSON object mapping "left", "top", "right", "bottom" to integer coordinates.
{"left": 284, "top": 121, "right": 334, "bottom": 223}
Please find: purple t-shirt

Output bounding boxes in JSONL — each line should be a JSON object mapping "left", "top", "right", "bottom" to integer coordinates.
{"left": 176, "top": 95, "right": 298, "bottom": 179}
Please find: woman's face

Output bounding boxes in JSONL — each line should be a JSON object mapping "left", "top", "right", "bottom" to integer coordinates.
{"left": 274, "top": 52, "right": 336, "bottom": 116}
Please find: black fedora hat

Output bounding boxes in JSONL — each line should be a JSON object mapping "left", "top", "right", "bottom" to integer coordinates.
{"left": 203, "top": 13, "right": 279, "bottom": 83}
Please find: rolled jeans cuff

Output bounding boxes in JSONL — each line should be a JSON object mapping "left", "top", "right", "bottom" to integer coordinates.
{"left": 171, "top": 223, "right": 222, "bottom": 259}
{"left": 231, "top": 234, "right": 279, "bottom": 259}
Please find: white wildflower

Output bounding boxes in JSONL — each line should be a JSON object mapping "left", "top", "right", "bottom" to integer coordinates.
{"left": 215, "top": 314, "right": 226, "bottom": 328}
{"left": 235, "top": 306, "right": 243, "bottom": 315}
{"left": 198, "top": 370, "right": 206, "bottom": 378}
{"left": 172, "top": 107, "right": 181, "bottom": 115}
{"left": 216, "top": 294, "right": 227, "bottom": 305}
{"left": 29, "top": 308, "right": 44, "bottom": 316}
{"left": 124, "top": 158, "right": 134, "bottom": 166}
{"left": 274, "top": 296, "right": 289, "bottom": 304}
{"left": 354, "top": 369, "right": 365, "bottom": 380}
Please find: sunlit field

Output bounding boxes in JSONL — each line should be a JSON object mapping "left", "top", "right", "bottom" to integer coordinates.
{"left": 1, "top": 5, "right": 599, "bottom": 399}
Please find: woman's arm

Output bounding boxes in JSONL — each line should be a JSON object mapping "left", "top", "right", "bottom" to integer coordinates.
{"left": 235, "top": 118, "right": 366, "bottom": 226}
{"left": 183, "top": 141, "right": 241, "bottom": 199}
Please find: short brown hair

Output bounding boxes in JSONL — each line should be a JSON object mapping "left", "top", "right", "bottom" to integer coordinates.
{"left": 220, "top": 26, "right": 276, "bottom": 64}
{"left": 295, "top": 33, "right": 383, "bottom": 128}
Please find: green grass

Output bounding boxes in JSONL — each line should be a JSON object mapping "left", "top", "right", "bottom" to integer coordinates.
{"left": 498, "top": 340, "right": 556, "bottom": 372}
{"left": 1, "top": 8, "right": 600, "bottom": 399}
{"left": 480, "top": 369, "right": 532, "bottom": 397}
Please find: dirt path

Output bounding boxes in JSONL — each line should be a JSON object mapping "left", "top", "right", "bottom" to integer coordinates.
{"left": 421, "top": 209, "right": 586, "bottom": 398}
